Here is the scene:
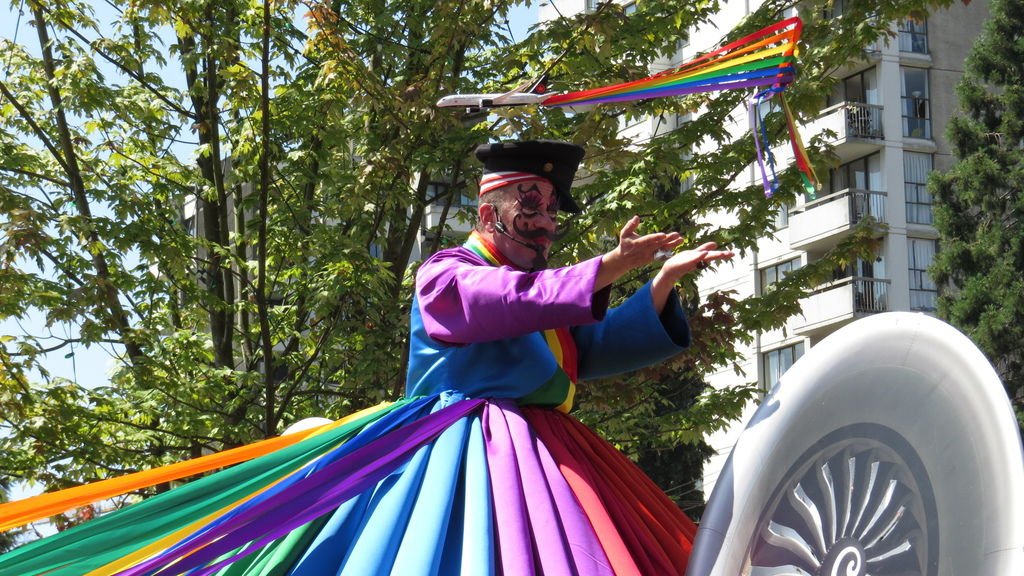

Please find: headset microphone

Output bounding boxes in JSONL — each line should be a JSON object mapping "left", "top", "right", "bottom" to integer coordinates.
{"left": 495, "top": 218, "right": 543, "bottom": 254}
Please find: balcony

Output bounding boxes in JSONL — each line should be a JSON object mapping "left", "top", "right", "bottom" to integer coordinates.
{"left": 797, "top": 277, "right": 891, "bottom": 336}
{"left": 789, "top": 189, "right": 886, "bottom": 252}
{"left": 802, "top": 102, "right": 884, "bottom": 162}
{"left": 835, "top": 43, "right": 882, "bottom": 78}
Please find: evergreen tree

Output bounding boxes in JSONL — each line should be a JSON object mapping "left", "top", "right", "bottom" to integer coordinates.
{"left": 930, "top": 0, "right": 1024, "bottom": 431}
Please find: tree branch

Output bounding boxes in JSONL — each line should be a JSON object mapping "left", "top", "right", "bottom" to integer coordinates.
{"left": 30, "top": 4, "right": 145, "bottom": 363}
{"left": 35, "top": 3, "right": 194, "bottom": 119}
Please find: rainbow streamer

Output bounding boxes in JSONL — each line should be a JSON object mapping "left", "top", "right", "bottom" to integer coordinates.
{"left": 748, "top": 87, "right": 820, "bottom": 198}
{"left": 543, "top": 16, "right": 819, "bottom": 197}
{"left": 0, "top": 395, "right": 697, "bottom": 576}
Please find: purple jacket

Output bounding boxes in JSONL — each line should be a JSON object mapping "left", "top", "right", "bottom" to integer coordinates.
{"left": 405, "top": 246, "right": 691, "bottom": 401}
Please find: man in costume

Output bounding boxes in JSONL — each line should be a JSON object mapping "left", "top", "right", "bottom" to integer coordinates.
{"left": 403, "top": 139, "right": 734, "bottom": 575}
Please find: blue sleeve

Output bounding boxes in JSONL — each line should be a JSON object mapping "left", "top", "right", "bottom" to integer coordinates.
{"left": 572, "top": 282, "right": 691, "bottom": 381}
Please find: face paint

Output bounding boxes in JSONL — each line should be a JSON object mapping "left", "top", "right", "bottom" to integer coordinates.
{"left": 492, "top": 180, "right": 559, "bottom": 271}
{"left": 510, "top": 182, "right": 559, "bottom": 244}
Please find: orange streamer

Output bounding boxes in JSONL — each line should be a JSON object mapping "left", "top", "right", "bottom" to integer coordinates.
{"left": 0, "top": 403, "right": 389, "bottom": 532}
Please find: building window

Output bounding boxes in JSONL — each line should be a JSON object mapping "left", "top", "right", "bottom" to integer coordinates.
{"left": 427, "top": 181, "right": 475, "bottom": 208}
{"left": 760, "top": 257, "right": 801, "bottom": 292}
{"left": 837, "top": 69, "right": 879, "bottom": 106}
{"left": 829, "top": 152, "right": 883, "bottom": 194}
{"left": 655, "top": 176, "right": 680, "bottom": 201}
{"left": 904, "top": 152, "right": 934, "bottom": 225}
{"left": 426, "top": 180, "right": 448, "bottom": 201}
{"left": 675, "top": 112, "right": 692, "bottom": 129}
{"left": 680, "top": 173, "right": 695, "bottom": 194}
{"left": 670, "top": 34, "right": 690, "bottom": 66}
{"left": 834, "top": 254, "right": 886, "bottom": 283}
{"left": 902, "top": 67, "right": 931, "bottom": 139}
{"left": 773, "top": 203, "right": 790, "bottom": 230}
{"left": 623, "top": 2, "right": 637, "bottom": 15}
{"left": 822, "top": 0, "right": 847, "bottom": 19}
{"left": 899, "top": 18, "right": 929, "bottom": 54}
{"left": 585, "top": 0, "right": 601, "bottom": 13}
{"left": 908, "top": 238, "right": 938, "bottom": 311}
{"left": 756, "top": 96, "right": 778, "bottom": 122}
{"left": 763, "top": 342, "right": 805, "bottom": 390}
{"left": 620, "top": 109, "right": 647, "bottom": 130}
{"left": 182, "top": 215, "right": 196, "bottom": 237}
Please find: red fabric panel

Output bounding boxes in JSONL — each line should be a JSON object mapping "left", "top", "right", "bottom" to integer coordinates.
{"left": 525, "top": 407, "right": 697, "bottom": 575}
{"left": 554, "top": 326, "right": 578, "bottom": 384}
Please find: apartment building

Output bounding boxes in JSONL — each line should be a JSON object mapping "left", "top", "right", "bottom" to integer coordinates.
{"left": 536, "top": 0, "right": 991, "bottom": 497}
{"left": 412, "top": 178, "right": 478, "bottom": 262}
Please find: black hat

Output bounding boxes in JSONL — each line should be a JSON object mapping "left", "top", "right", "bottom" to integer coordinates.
{"left": 474, "top": 140, "right": 586, "bottom": 213}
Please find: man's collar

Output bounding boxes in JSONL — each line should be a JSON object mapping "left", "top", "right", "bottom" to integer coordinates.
{"left": 464, "top": 231, "right": 517, "bottom": 268}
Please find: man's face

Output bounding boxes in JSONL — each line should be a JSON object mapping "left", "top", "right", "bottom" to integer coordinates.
{"left": 492, "top": 179, "right": 559, "bottom": 270}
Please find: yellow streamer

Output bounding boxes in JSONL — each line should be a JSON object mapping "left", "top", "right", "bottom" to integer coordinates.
{"left": 84, "top": 458, "right": 310, "bottom": 576}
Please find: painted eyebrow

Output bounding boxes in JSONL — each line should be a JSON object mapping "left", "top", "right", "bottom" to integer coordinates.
{"left": 514, "top": 182, "right": 558, "bottom": 214}
{"left": 515, "top": 191, "right": 544, "bottom": 209}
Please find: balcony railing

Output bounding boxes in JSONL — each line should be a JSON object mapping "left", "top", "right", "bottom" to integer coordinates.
{"left": 845, "top": 102, "right": 884, "bottom": 139}
{"left": 802, "top": 102, "right": 884, "bottom": 162}
{"left": 795, "top": 188, "right": 886, "bottom": 222}
{"left": 797, "top": 277, "right": 891, "bottom": 334}
{"left": 851, "top": 277, "right": 890, "bottom": 313}
{"left": 789, "top": 189, "right": 886, "bottom": 250}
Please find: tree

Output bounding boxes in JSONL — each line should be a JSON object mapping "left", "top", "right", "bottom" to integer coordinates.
{"left": 0, "top": 0, "right": 955, "bottom": 518}
{"left": 930, "top": 0, "right": 1024, "bottom": 432}
{"left": 0, "top": 480, "right": 20, "bottom": 553}
{"left": 0, "top": 0, "right": 508, "bottom": 489}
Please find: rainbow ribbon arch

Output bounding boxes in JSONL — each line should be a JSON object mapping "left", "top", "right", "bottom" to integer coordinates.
{"left": 542, "top": 16, "right": 818, "bottom": 197}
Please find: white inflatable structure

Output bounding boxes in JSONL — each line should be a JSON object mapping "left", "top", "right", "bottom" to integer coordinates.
{"left": 281, "top": 417, "right": 334, "bottom": 435}
{"left": 687, "top": 312, "right": 1024, "bottom": 575}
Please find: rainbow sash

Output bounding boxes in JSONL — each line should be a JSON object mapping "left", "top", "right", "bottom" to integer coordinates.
{"left": 463, "top": 232, "right": 578, "bottom": 412}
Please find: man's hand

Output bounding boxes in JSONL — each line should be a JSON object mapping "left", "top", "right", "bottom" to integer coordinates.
{"left": 656, "top": 241, "right": 734, "bottom": 282}
{"left": 651, "top": 241, "right": 735, "bottom": 312}
{"left": 596, "top": 216, "right": 684, "bottom": 291}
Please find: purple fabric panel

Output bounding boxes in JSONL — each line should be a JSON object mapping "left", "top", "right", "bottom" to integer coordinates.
{"left": 486, "top": 401, "right": 604, "bottom": 576}
{"left": 535, "top": 432, "right": 614, "bottom": 576}
{"left": 504, "top": 403, "right": 612, "bottom": 576}
{"left": 126, "top": 399, "right": 485, "bottom": 576}
{"left": 416, "top": 249, "right": 605, "bottom": 344}
{"left": 483, "top": 401, "right": 537, "bottom": 576}
{"left": 499, "top": 402, "right": 575, "bottom": 576}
